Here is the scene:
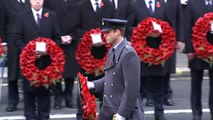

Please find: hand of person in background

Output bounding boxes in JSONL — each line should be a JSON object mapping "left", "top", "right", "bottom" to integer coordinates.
{"left": 61, "top": 35, "right": 72, "bottom": 44}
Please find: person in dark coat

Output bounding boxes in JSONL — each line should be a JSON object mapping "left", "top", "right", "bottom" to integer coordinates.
{"left": 185, "top": 0, "right": 213, "bottom": 120}
{"left": 163, "top": 0, "right": 185, "bottom": 106}
{"left": 1, "top": 0, "right": 30, "bottom": 112}
{"left": 88, "top": 18, "right": 146, "bottom": 120}
{"left": 75, "top": 0, "right": 115, "bottom": 119}
{"left": 109, "top": 0, "right": 133, "bottom": 19}
{"left": 44, "top": 0, "right": 80, "bottom": 110}
{"left": 14, "top": 0, "right": 61, "bottom": 119}
{"left": 127, "top": 0, "right": 178, "bottom": 119}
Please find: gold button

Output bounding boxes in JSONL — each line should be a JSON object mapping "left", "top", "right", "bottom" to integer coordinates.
{"left": 104, "top": 82, "right": 107, "bottom": 85}
{"left": 111, "top": 84, "right": 114, "bottom": 86}
{"left": 116, "top": 60, "right": 118, "bottom": 63}
{"left": 110, "top": 95, "right": 113, "bottom": 98}
{"left": 113, "top": 72, "right": 116, "bottom": 75}
{"left": 104, "top": 94, "right": 106, "bottom": 97}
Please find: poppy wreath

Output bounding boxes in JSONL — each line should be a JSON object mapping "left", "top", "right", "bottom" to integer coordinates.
{"left": 192, "top": 12, "right": 213, "bottom": 66}
{"left": 76, "top": 28, "right": 111, "bottom": 76}
{"left": 19, "top": 37, "right": 65, "bottom": 88}
{"left": 131, "top": 17, "right": 176, "bottom": 66}
{"left": 77, "top": 72, "right": 97, "bottom": 120}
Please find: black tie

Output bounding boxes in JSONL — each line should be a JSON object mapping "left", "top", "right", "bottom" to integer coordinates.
{"left": 95, "top": 2, "right": 100, "bottom": 13}
{"left": 112, "top": 48, "right": 115, "bottom": 62}
{"left": 149, "top": 0, "right": 153, "bottom": 14}
{"left": 111, "top": 0, "right": 116, "bottom": 9}
{"left": 19, "top": 0, "right": 25, "bottom": 7}
{"left": 207, "top": 0, "right": 212, "bottom": 10}
{"left": 36, "top": 13, "right": 41, "bottom": 27}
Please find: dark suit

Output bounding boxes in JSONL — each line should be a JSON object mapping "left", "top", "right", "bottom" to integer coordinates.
{"left": 127, "top": 0, "right": 171, "bottom": 119}
{"left": 185, "top": 0, "right": 213, "bottom": 118}
{"left": 1, "top": 0, "right": 30, "bottom": 108}
{"left": 163, "top": 0, "right": 184, "bottom": 102}
{"left": 44, "top": 0, "right": 80, "bottom": 108}
{"left": 110, "top": 0, "right": 132, "bottom": 19}
{"left": 14, "top": 8, "right": 61, "bottom": 120}
{"left": 75, "top": 0, "right": 114, "bottom": 119}
{"left": 94, "top": 39, "right": 146, "bottom": 120}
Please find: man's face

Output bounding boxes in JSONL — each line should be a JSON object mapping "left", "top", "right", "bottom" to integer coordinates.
{"left": 30, "top": 0, "right": 44, "bottom": 11}
{"left": 104, "top": 29, "right": 117, "bottom": 45}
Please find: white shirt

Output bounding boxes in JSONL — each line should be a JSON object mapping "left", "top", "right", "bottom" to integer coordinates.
{"left": 145, "top": 0, "right": 155, "bottom": 12}
{"left": 111, "top": 0, "right": 118, "bottom": 9}
{"left": 90, "top": 0, "right": 102, "bottom": 12}
{"left": 18, "top": 0, "right": 25, "bottom": 3}
{"left": 205, "top": 0, "right": 212, "bottom": 5}
{"left": 31, "top": 8, "right": 43, "bottom": 23}
{"left": 113, "top": 39, "right": 124, "bottom": 49}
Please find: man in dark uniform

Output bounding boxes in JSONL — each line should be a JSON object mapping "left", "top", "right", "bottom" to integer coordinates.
{"left": 127, "top": 0, "right": 179, "bottom": 119}
{"left": 163, "top": 0, "right": 185, "bottom": 106}
{"left": 44, "top": 0, "right": 80, "bottom": 110}
{"left": 1, "top": 0, "right": 30, "bottom": 112}
{"left": 185, "top": 0, "right": 213, "bottom": 120}
{"left": 75, "top": 0, "right": 114, "bottom": 119}
{"left": 14, "top": 0, "right": 61, "bottom": 119}
{"left": 87, "top": 18, "right": 146, "bottom": 120}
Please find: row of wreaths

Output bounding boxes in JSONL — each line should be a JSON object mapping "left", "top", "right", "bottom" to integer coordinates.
{"left": 13, "top": 12, "right": 213, "bottom": 88}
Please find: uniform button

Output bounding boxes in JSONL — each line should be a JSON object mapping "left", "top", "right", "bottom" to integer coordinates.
{"left": 104, "top": 94, "right": 106, "bottom": 97}
{"left": 111, "top": 84, "right": 114, "bottom": 86}
{"left": 110, "top": 95, "right": 113, "bottom": 98}
{"left": 113, "top": 72, "right": 116, "bottom": 75}
{"left": 104, "top": 82, "right": 107, "bottom": 85}
{"left": 116, "top": 60, "right": 118, "bottom": 63}
{"left": 105, "top": 71, "right": 107, "bottom": 74}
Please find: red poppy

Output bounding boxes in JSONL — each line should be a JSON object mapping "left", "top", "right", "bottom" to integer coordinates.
{"left": 75, "top": 28, "right": 111, "bottom": 76}
{"left": 192, "top": 12, "right": 213, "bottom": 66}
{"left": 77, "top": 73, "right": 97, "bottom": 120}
{"left": 131, "top": 17, "right": 176, "bottom": 66}
{"left": 19, "top": 37, "right": 65, "bottom": 88}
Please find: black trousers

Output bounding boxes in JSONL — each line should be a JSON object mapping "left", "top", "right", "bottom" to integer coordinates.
{"left": 163, "top": 73, "right": 173, "bottom": 100}
{"left": 8, "top": 80, "right": 19, "bottom": 105}
{"left": 149, "top": 75, "right": 165, "bottom": 117}
{"left": 54, "top": 78, "right": 75, "bottom": 104}
{"left": 190, "top": 69, "right": 213, "bottom": 118}
{"left": 24, "top": 87, "right": 50, "bottom": 120}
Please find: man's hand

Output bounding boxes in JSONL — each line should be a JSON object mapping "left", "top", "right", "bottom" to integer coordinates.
{"left": 36, "top": 51, "right": 47, "bottom": 59}
{"left": 87, "top": 81, "right": 95, "bottom": 90}
{"left": 112, "top": 113, "right": 126, "bottom": 120}
{"left": 93, "top": 42, "right": 104, "bottom": 47}
{"left": 61, "top": 35, "right": 72, "bottom": 44}
{"left": 147, "top": 31, "right": 161, "bottom": 38}
{"left": 176, "top": 41, "right": 185, "bottom": 51}
{"left": 2, "top": 44, "right": 8, "bottom": 55}
{"left": 187, "top": 53, "right": 195, "bottom": 61}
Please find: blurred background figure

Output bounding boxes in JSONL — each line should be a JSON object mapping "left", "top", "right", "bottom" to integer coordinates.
{"left": 44, "top": 0, "right": 80, "bottom": 110}
{"left": 1, "top": 0, "right": 30, "bottom": 112}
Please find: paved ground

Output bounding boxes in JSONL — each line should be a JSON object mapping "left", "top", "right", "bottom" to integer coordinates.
{"left": 0, "top": 53, "right": 212, "bottom": 120}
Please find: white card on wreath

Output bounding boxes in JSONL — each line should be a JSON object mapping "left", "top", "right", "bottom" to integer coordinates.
{"left": 181, "top": 0, "right": 188, "bottom": 5}
{"left": 36, "top": 42, "right": 46, "bottom": 52}
{"left": 211, "top": 21, "right": 213, "bottom": 34}
{"left": 90, "top": 33, "right": 103, "bottom": 44}
{"left": 152, "top": 21, "right": 163, "bottom": 33}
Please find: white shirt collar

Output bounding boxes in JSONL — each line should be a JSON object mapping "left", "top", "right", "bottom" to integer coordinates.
{"left": 113, "top": 39, "right": 124, "bottom": 50}
{"left": 31, "top": 8, "right": 43, "bottom": 19}
{"left": 90, "top": 0, "right": 102, "bottom": 11}
{"left": 18, "top": 0, "right": 25, "bottom": 3}
{"left": 205, "top": 0, "right": 212, "bottom": 5}
{"left": 145, "top": 0, "right": 155, "bottom": 12}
